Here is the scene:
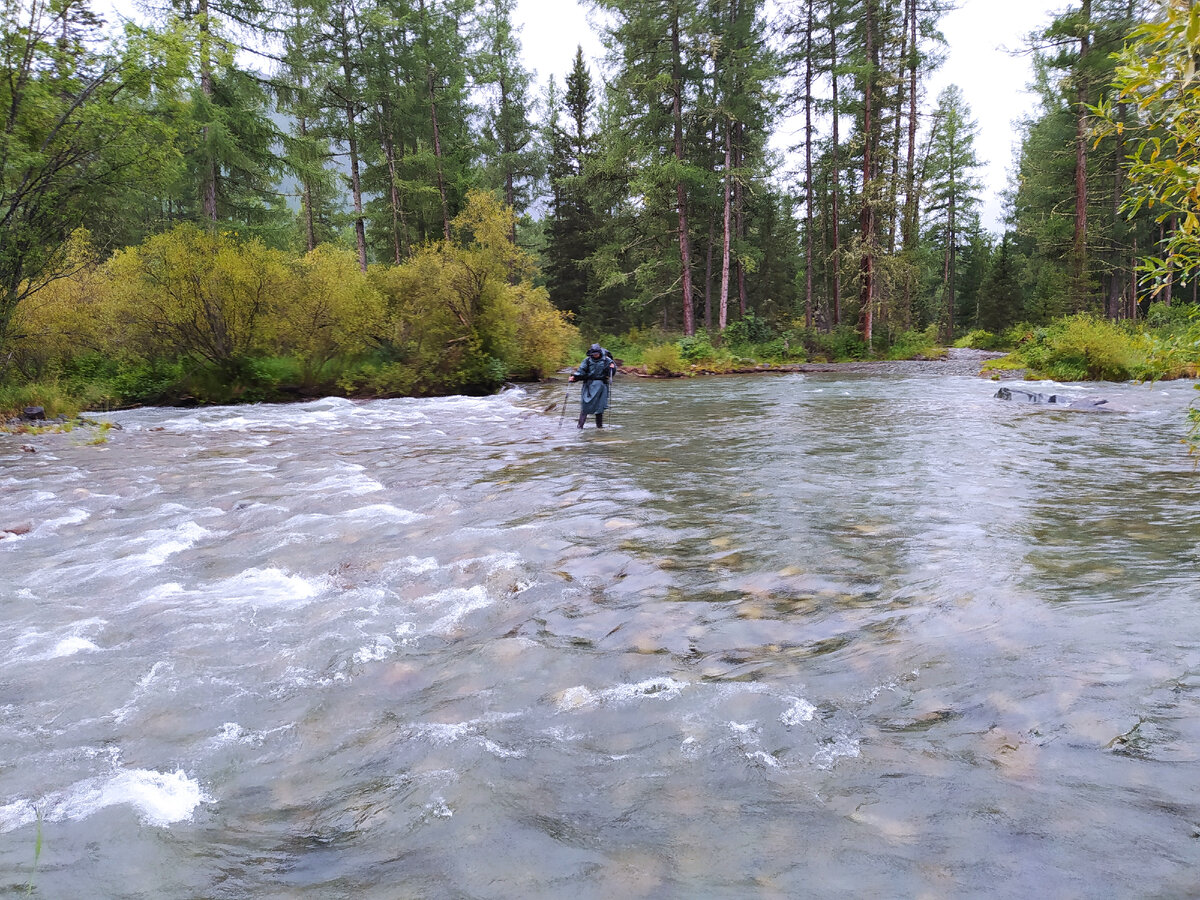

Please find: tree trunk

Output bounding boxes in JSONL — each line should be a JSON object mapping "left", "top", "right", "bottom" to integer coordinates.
{"left": 859, "top": 0, "right": 877, "bottom": 346}
{"left": 199, "top": 0, "right": 218, "bottom": 222}
{"left": 429, "top": 80, "right": 451, "bottom": 242}
{"left": 704, "top": 213, "right": 714, "bottom": 330}
{"left": 670, "top": 4, "right": 695, "bottom": 335}
{"left": 946, "top": 192, "right": 956, "bottom": 342}
{"left": 735, "top": 123, "right": 747, "bottom": 315}
{"left": 419, "top": 0, "right": 451, "bottom": 242}
{"left": 299, "top": 115, "right": 316, "bottom": 252}
{"left": 501, "top": 74, "right": 517, "bottom": 245}
{"left": 803, "top": 0, "right": 814, "bottom": 329}
{"left": 901, "top": 0, "right": 918, "bottom": 321}
{"left": 720, "top": 122, "right": 732, "bottom": 332}
{"left": 830, "top": 11, "right": 841, "bottom": 328}
{"left": 1071, "top": 0, "right": 1091, "bottom": 310}
{"left": 1162, "top": 217, "right": 1174, "bottom": 305}
{"left": 337, "top": 20, "right": 368, "bottom": 273}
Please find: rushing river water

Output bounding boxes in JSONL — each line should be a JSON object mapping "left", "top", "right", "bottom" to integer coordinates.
{"left": 2, "top": 372, "right": 1199, "bottom": 898}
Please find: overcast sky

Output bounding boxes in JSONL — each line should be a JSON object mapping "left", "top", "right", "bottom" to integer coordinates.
{"left": 512, "top": 0, "right": 1068, "bottom": 234}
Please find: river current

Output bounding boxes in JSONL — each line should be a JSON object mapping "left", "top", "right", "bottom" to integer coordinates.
{"left": 2, "top": 372, "right": 1199, "bottom": 898}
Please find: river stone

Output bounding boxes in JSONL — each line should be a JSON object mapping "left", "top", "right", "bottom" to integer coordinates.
{"left": 2, "top": 522, "right": 33, "bottom": 537}
{"left": 995, "top": 386, "right": 1114, "bottom": 411}
{"left": 21, "top": 406, "right": 45, "bottom": 420}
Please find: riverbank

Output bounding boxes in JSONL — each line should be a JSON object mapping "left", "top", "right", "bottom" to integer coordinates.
{"left": 613, "top": 347, "right": 1019, "bottom": 379}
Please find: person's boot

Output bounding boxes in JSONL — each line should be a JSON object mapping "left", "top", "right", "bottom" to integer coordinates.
{"left": 596, "top": 414, "right": 603, "bottom": 428}
{"left": 577, "top": 412, "right": 586, "bottom": 429}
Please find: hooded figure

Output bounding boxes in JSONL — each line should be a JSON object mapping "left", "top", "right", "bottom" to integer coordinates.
{"left": 569, "top": 343, "right": 614, "bottom": 428}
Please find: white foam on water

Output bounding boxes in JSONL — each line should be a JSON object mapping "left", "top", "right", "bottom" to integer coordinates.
{"left": 812, "top": 735, "right": 861, "bottom": 770}
{"left": 215, "top": 722, "right": 248, "bottom": 743}
{"left": 728, "top": 720, "right": 759, "bottom": 735}
{"left": 48, "top": 636, "right": 101, "bottom": 658}
{"left": 222, "top": 568, "right": 321, "bottom": 604}
{"left": 0, "top": 769, "right": 207, "bottom": 833}
{"left": 137, "top": 569, "right": 320, "bottom": 609}
{"left": 399, "top": 556, "right": 440, "bottom": 574}
{"left": 480, "top": 739, "right": 526, "bottom": 759}
{"left": 208, "top": 721, "right": 293, "bottom": 747}
{"left": 409, "top": 713, "right": 523, "bottom": 754}
{"left": 31, "top": 507, "right": 90, "bottom": 535}
{"left": 540, "top": 725, "right": 586, "bottom": 743}
{"left": 129, "top": 521, "right": 214, "bottom": 566}
{"left": 353, "top": 635, "right": 398, "bottom": 664}
{"left": 408, "top": 714, "right": 527, "bottom": 759}
{"left": 556, "top": 676, "right": 688, "bottom": 711}
{"left": 781, "top": 696, "right": 817, "bottom": 727}
{"left": 6, "top": 619, "right": 107, "bottom": 664}
{"left": 422, "top": 585, "right": 494, "bottom": 633}
{"left": 111, "top": 660, "right": 175, "bottom": 723}
{"left": 746, "top": 750, "right": 783, "bottom": 769}
{"left": 450, "top": 550, "right": 524, "bottom": 573}
{"left": 342, "top": 503, "right": 423, "bottom": 524}
{"left": 308, "top": 473, "right": 384, "bottom": 497}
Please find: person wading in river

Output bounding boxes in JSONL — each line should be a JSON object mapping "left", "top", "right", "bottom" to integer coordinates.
{"left": 569, "top": 343, "right": 615, "bottom": 429}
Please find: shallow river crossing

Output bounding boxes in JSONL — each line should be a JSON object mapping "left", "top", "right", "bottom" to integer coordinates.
{"left": 2, "top": 372, "right": 1199, "bottom": 898}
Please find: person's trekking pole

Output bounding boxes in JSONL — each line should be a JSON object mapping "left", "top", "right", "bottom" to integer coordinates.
{"left": 558, "top": 382, "right": 571, "bottom": 427}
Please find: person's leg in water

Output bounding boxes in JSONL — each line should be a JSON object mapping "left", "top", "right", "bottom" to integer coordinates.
{"left": 596, "top": 413, "right": 603, "bottom": 428}
{"left": 577, "top": 411, "right": 586, "bottom": 429}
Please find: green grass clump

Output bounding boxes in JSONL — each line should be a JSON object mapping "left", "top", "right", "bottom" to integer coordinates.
{"left": 0, "top": 381, "right": 84, "bottom": 420}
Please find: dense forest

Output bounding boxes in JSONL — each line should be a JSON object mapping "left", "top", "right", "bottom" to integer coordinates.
{"left": 2, "top": 0, "right": 1200, "bottom": 410}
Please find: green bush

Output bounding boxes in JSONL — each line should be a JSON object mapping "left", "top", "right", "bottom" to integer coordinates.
{"left": 885, "top": 326, "right": 939, "bottom": 360}
{"left": 955, "top": 329, "right": 1006, "bottom": 351}
{"left": 643, "top": 343, "right": 686, "bottom": 376}
{"left": 677, "top": 332, "right": 717, "bottom": 361}
{"left": 1009, "top": 314, "right": 1149, "bottom": 381}
{"left": 723, "top": 312, "right": 775, "bottom": 348}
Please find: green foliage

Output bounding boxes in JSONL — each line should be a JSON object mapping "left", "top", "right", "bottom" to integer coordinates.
{"left": 104, "top": 225, "right": 287, "bottom": 370}
{"left": 884, "top": 326, "right": 940, "bottom": 360}
{"left": 0, "top": 381, "right": 83, "bottom": 420}
{"left": 818, "top": 326, "right": 869, "bottom": 362}
{"left": 722, "top": 313, "right": 775, "bottom": 349}
{"left": 271, "top": 247, "right": 386, "bottom": 384}
{"left": 1093, "top": 0, "right": 1200, "bottom": 288}
{"left": 0, "top": 7, "right": 177, "bottom": 349}
{"left": 642, "top": 343, "right": 686, "bottom": 376}
{"left": 371, "top": 191, "right": 576, "bottom": 394}
{"left": 677, "top": 332, "right": 716, "bottom": 361}
{"left": 955, "top": 329, "right": 1006, "bottom": 351}
{"left": 1188, "top": 394, "right": 1200, "bottom": 460}
{"left": 1007, "top": 315, "right": 1153, "bottom": 382}
{"left": 3, "top": 193, "right": 575, "bottom": 407}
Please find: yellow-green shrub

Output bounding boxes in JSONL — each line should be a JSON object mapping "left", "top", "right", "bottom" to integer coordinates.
{"left": 643, "top": 343, "right": 686, "bottom": 376}
{"left": 102, "top": 225, "right": 291, "bottom": 369}
{"left": 6, "top": 229, "right": 109, "bottom": 377}
{"left": 370, "top": 191, "right": 576, "bottom": 393}
{"left": 271, "top": 246, "right": 386, "bottom": 383}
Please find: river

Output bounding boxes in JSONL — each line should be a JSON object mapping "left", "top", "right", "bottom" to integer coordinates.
{"left": 2, "top": 372, "right": 1198, "bottom": 898}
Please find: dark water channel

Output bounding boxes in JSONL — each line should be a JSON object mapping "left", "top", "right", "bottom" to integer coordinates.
{"left": 2, "top": 372, "right": 1199, "bottom": 898}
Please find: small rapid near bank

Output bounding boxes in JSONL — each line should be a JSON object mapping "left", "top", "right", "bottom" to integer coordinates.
{"left": 2, "top": 375, "right": 1198, "bottom": 897}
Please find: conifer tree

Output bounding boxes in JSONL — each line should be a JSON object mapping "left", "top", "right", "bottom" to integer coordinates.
{"left": 924, "top": 85, "right": 982, "bottom": 341}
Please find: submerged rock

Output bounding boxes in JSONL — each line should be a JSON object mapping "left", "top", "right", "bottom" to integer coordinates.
{"left": 995, "top": 387, "right": 1114, "bottom": 411}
